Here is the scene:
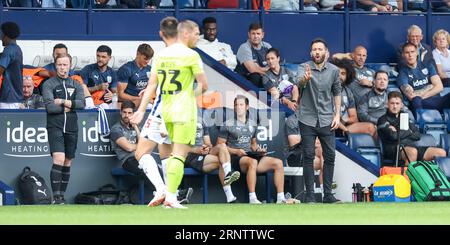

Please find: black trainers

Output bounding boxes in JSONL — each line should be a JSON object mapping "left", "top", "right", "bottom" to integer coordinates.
{"left": 224, "top": 171, "right": 240, "bottom": 186}
{"left": 178, "top": 187, "right": 194, "bottom": 204}
{"left": 52, "top": 195, "right": 65, "bottom": 205}
{"left": 303, "top": 194, "right": 316, "bottom": 204}
{"left": 323, "top": 194, "right": 342, "bottom": 204}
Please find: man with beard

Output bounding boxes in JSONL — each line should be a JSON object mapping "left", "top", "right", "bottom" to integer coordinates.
{"left": 197, "top": 17, "right": 237, "bottom": 70}
{"left": 236, "top": 22, "right": 272, "bottom": 88}
{"left": 297, "top": 38, "right": 341, "bottom": 203}
{"left": 78, "top": 45, "right": 117, "bottom": 108}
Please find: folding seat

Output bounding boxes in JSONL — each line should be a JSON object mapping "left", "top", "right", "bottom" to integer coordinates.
{"left": 416, "top": 109, "right": 447, "bottom": 146}
{"left": 348, "top": 133, "right": 381, "bottom": 167}
{"left": 440, "top": 134, "right": 450, "bottom": 156}
{"left": 435, "top": 157, "right": 450, "bottom": 181}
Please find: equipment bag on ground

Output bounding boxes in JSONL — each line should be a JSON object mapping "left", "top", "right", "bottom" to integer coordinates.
{"left": 406, "top": 160, "right": 450, "bottom": 201}
{"left": 74, "top": 184, "right": 130, "bottom": 204}
{"left": 18, "top": 167, "right": 52, "bottom": 204}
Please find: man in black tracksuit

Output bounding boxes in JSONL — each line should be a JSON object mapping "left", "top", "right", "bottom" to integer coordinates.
{"left": 377, "top": 91, "right": 446, "bottom": 166}
{"left": 42, "top": 53, "right": 85, "bottom": 204}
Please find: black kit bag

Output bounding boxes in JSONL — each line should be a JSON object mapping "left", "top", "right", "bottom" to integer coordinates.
{"left": 18, "top": 167, "right": 52, "bottom": 204}
{"left": 74, "top": 184, "right": 130, "bottom": 205}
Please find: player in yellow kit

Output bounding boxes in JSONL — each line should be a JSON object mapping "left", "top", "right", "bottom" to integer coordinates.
{"left": 132, "top": 20, "right": 208, "bottom": 209}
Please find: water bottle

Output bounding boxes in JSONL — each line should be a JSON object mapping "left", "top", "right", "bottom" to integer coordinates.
{"left": 0, "top": 192, "right": 3, "bottom": 206}
{"left": 111, "top": 93, "right": 118, "bottom": 109}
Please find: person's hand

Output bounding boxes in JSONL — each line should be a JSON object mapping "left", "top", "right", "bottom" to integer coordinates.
{"left": 287, "top": 100, "right": 298, "bottom": 112}
{"left": 64, "top": 107, "right": 71, "bottom": 112}
{"left": 219, "top": 59, "right": 226, "bottom": 65}
{"left": 389, "top": 125, "right": 397, "bottom": 132}
{"left": 130, "top": 110, "right": 144, "bottom": 125}
{"left": 99, "top": 82, "right": 109, "bottom": 91}
{"left": 236, "top": 149, "right": 247, "bottom": 157}
{"left": 103, "top": 90, "right": 113, "bottom": 102}
{"left": 54, "top": 98, "right": 64, "bottom": 105}
{"left": 200, "top": 145, "right": 211, "bottom": 155}
{"left": 256, "top": 147, "right": 267, "bottom": 154}
{"left": 303, "top": 64, "right": 312, "bottom": 82}
{"left": 359, "top": 78, "right": 373, "bottom": 87}
{"left": 331, "top": 114, "right": 340, "bottom": 130}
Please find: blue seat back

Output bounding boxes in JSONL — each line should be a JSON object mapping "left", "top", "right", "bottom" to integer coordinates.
{"left": 416, "top": 109, "right": 444, "bottom": 129}
{"left": 444, "top": 109, "right": 450, "bottom": 133}
{"left": 435, "top": 157, "right": 450, "bottom": 181}
{"left": 348, "top": 133, "right": 377, "bottom": 150}
{"left": 348, "top": 133, "right": 380, "bottom": 167}
{"left": 441, "top": 134, "right": 450, "bottom": 155}
{"left": 413, "top": 134, "right": 437, "bottom": 147}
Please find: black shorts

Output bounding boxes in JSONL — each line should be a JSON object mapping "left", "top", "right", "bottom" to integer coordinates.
{"left": 47, "top": 128, "right": 78, "bottom": 159}
{"left": 230, "top": 154, "right": 263, "bottom": 171}
{"left": 185, "top": 153, "right": 207, "bottom": 173}
{"left": 122, "top": 157, "right": 143, "bottom": 176}
{"left": 384, "top": 145, "right": 429, "bottom": 165}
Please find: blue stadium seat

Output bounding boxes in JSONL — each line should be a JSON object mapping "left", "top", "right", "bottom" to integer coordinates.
{"left": 416, "top": 109, "right": 447, "bottom": 146}
{"left": 386, "top": 84, "right": 401, "bottom": 94}
{"left": 348, "top": 133, "right": 381, "bottom": 167}
{"left": 365, "top": 63, "right": 398, "bottom": 82}
{"left": 444, "top": 109, "right": 450, "bottom": 133}
{"left": 413, "top": 134, "right": 437, "bottom": 147}
{"left": 435, "top": 157, "right": 450, "bottom": 181}
{"left": 440, "top": 134, "right": 450, "bottom": 156}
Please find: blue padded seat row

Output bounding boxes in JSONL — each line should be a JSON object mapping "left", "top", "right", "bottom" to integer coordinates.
{"left": 348, "top": 133, "right": 381, "bottom": 167}
{"left": 416, "top": 109, "right": 447, "bottom": 146}
{"left": 435, "top": 157, "right": 450, "bottom": 181}
{"left": 444, "top": 109, "right": 450, "bottom": 133}
{"left": 441, "top": 134, "right": 450, "bottom": 155}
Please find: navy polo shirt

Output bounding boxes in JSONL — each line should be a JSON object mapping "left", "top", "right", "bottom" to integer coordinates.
{"left": 79, "top": 63, "right": 117, "bottom": 89}
{"left": 0, "top": 42, "right": 23, "bottom": 103}
{"left": 117, "top": 60, "right": 151, "bottom": 96}
{"left": 397, "top": 62, "right": 437, "bottom": 92}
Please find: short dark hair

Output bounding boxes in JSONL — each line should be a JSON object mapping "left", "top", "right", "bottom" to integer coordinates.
{"left": 374, "top": 70, "right": 389, "bottom": 80}
{"left": 402, "top": 42, "right": 417, "bottom": 52}
{"left": 160, "top": 16, "right": 178, "bottom": 39}
{"left": 121, "top": 100, "right": 136, "bottom": 111}
{"left": 1, "top": 22, "right": 20, "bottom": 39}
{"left": 202, "top": 16, "right": 217, "bottom": 27}
{"left": 388, "top": 91, "right": 403, "bottom": 101}
{"left": 248, "top": 22, "right": 263, "bottom": 32}
{"left": 234, "top": 95, "right": 249, "bottom": 106}
{"left": 137, "top": 43, "right": 154, "bottom": 59}
{"left": 53, "top": 43, "right": 68, "bottom": 52}
{"left": 331, "top": 58, "right": 355, "bottom": 86}
{"left": 97, "top": 45, "right": 112, "bottom": 56}
{"left": 311, "top": 38, "right": 328, "bottom": 49}
{"left": 266, "top": 48, "right": 280, "bottom": 58}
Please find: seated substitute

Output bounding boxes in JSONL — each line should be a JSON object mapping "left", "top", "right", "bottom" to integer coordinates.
{"left": 377, "top": 91, "right": 446, "bottom": 166}
{"left": 185, "top": 109, "right": 241, "bottom": 203}
{"left": 217, "top": 95, "right": 297, "bottom": 204}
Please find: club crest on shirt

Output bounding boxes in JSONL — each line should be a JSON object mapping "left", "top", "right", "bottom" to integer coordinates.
{"left": 421, "top": 68, "right": 428, "bottom": 75}
{"left": 67, "top": 88, "right": 75, "bottom": 97}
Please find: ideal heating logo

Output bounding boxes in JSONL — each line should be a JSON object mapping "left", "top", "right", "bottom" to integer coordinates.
{"left": 256, "top": 119, "right": 273, "bottom": 150}
{"left": 5, "top": 121, "right": 50, "bottom": 157}
{"left": 80, "top": 120, "right": 115, "bottom": 157}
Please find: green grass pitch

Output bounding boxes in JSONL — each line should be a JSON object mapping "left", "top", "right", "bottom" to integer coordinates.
{"left": 2, "top": 202, "right": 450, "bottom": 225}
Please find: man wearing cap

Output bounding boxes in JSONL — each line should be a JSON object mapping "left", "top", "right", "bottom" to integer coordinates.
{"left": 0, "top": 21, "right": 23, "bottom": 109}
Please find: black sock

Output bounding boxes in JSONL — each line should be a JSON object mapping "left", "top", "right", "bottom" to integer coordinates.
{"left": 50, "top": 164, "right": 63, "bottom": 196}
{"left": 60, "top": 166, "right": 71, "bottom": 196}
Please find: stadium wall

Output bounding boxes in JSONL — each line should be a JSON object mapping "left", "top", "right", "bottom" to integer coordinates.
{"left": 1, "top": 9, "right": 450, "bottom": 64}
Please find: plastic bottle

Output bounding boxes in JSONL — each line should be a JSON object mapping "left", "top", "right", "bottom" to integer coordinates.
{"left": 111, "top": 93, "right": 118, "bottom": 109}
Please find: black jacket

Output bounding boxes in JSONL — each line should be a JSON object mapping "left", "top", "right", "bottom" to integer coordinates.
{"left": 42, "top": 76, "right": 85, "bottom": 133}
{"left": 377, "top": 110, "right": 421, "bottom": 149}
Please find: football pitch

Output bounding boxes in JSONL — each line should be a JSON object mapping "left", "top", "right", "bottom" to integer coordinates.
{"left": 2, "top": 202, "right": 450, "bottom": 225}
